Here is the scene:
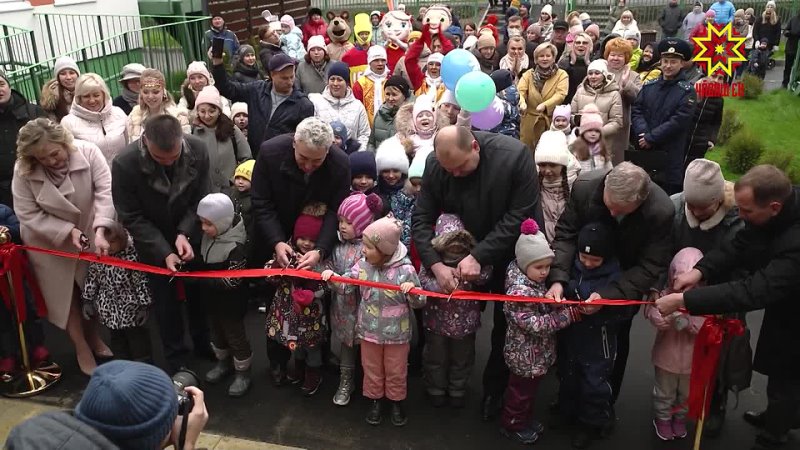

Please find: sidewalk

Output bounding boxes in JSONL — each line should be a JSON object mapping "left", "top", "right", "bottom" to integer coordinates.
{"left": 0, "top": 397, "right": 302, "bottom": 450}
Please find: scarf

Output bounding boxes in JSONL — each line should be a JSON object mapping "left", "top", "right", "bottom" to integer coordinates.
{"left": 637, "top": 57, "right": 658, "bottom": 73}
{"left": 235, "top": 62, "right": 260, "bottom": 79}
{"left": 541, "top": 177, "right": 566, "bottom": 243}
{"left": 364, "top": 69, "right": 388, "bottom": 118}
{"left": 588, "top": 142, "right": 601, "bottom": 156}
{"left": 422, "top": 75, "right": 443, "bottom": 100}
{"left": 533, "top": 63, "right": 556, "bottom": 92}
{"left": 44, "top": 163, "right": 70, "bottom": 187}
{"left": 499, "top": 54, "right": 530, "bottom": 80}
{"left": 121, "top": 87, "right": 139, "bottom": 108}
{"left": 313, "top": 60, "right": 328, "bottom": 79}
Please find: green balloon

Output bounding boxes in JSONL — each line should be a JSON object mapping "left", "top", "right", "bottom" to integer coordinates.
{"left": 454, "top": 71, "right": 496, "bottom": 112}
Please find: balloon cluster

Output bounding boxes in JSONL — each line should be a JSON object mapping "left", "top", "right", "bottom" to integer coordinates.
{"left": 441, "top": 49, "right": 504, "bottom": 130}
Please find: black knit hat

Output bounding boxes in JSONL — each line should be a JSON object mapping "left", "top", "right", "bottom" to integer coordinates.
{"left": 577, "top": 222, "right": 614, "bottom": 258}
{"left": 491, "top": 69, "right": 513, "bottom": 93}
{"left": 384, "top": 75, "right": 410, "bottom": 99}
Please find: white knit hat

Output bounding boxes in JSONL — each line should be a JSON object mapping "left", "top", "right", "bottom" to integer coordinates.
{"left": 541, "top": 4, "right": 553, "bottom": 15}
{"left": 766, "top": 0, "right": 776, "bottom": 8}
{"left": 579, "top": 12, "right": 591, "bottom": 21}
{"left": 231, "top": 102, "right": 248, "bottom": 117}
{"left": 368, "top": 45, "right": 388, "bottom": 64}
{"left": 684, "top": 159, "right": 725, "bottom": 206}
{"left": 438, "top": 89, "right": 458, "bottom": 107}
{"left": 197, "top": 193, "right": 235, "bottom": 234}
{"left": 408, "top": 149, "right": 430, "bottom": 179}
{"left": 535, "top": 131, "right": 570, "bottom": 167}
{"left": 307, "top": 35, "right": 326, "bottom": 52}
{"left": 54, "top": 56, "right": 80, "bottom": 77}
{"left": 375, "top": 137, "right": 410, "bottom": 174}
{"left": 413, "top": 95, "right": 435, "bottom": 120}
{"left": 428, "top": 52, "right": 444, "bottom": 64}
{"left": 587, "top": 59, "right": 609, "bottom": 76}
{"left": 187, "top": 61, "right": 213, "bottom": 84}
{"left": 515, "top": 219, "right": 554, "bottom": 271}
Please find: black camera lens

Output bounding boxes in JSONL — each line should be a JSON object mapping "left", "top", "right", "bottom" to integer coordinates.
{"left": 173, "top": 368, "right": 200, "bottom": 416}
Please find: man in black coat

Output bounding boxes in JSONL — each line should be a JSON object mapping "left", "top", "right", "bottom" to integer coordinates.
{"left": 211, "top": 53, "right": 314, "bottom": 157}
{"left": 547, "top": 162, "right": 674, "bottom": 439}
{"left": 784, "top": 10, "right": 800, "bottom": 89}
{"left": 658, "top": 0, "right": 684, "bottom": 38}
{"left": 657, "top": 165, "right": 800, "bottom": 450}
{"left": 250, "top": 117, "right": 350, "bottom": 382}
{"left": 631, "top": 38, "right": 697, "bottom": 195}
{"left": 0, "top": 71, "right": 46, "bottom": 207}
{"left": 412, "top": 125, "right": 542, "bottom": 420}
{"left": 112, "top": 115, "right": 210, "bottom": 372}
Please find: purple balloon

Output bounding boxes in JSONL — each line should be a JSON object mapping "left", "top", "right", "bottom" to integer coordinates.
{"left": 470, "top": 97, "right": 504, "bottom": 130}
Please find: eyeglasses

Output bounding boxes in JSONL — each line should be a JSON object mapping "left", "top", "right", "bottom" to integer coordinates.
{"left": 575, "top": 40, "right": 590, "bottom": 45}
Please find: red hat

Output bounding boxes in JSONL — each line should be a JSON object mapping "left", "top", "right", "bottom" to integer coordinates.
{"left": 293, "top": 214, "right": 323, "bottom": 241}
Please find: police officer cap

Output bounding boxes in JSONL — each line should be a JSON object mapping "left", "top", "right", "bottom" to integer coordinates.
{"left": 657, "top": 38, "right": 693, "bottom": 61}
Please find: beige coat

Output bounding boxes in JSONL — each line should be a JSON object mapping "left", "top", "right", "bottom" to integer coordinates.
{"left": 12, "top": 141, "right": 116, "bottom": 329}
{"left": 518, "top": 68, "right": 569, "bottom": 155}
{"left": 607, "top": 65, "right": 642, "bottom": 165}
{"left": 126, "top": 104, "right": 190, "bottom": 142}
{"left": 571, "top": 78, "right": 624, "bottom": 150}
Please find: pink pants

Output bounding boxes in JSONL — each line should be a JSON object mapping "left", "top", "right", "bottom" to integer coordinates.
{"left": 360, "top": 340, "right": 410, "bottom": 401}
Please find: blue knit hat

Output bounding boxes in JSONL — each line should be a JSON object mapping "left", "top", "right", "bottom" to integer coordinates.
{"left": 349, "top": 151, "right": 377, "bottom": 180}
{"left": 330, "top": 120, "right": 349, "bottom": 143}
{"left": 75, "top": 361, "right": 178, "bottom": 450}
{"left": 327, "top": 61, "right": 351, "bottom": 86}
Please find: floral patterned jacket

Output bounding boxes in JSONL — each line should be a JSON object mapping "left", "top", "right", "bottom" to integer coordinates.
{"left": 326, "top": 238, "right": 364, "bottom": 347}
{"left": 390, "top": 190, "right": 416, "bottom": 248}
{"left": 338, "top": 255, "right": 426, "bottom": 345}
{"left": 419, "top": 266, "right": 491, "bottom": 339}
{"left": 266, "top": 264, "right": 328, "bottom": 350}
{"left": 503, "top": 261, "right": 581, "bottom": 378}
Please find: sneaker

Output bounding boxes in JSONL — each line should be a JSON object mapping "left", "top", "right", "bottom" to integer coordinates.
{"left": 287, "top": 360, "right": 306, "bottom": 385}
{"left": 500, "top": 426, "right": 540, "bottom": 445}
{"left": 672, "top": 417, "right": 688, "bottom": 439}
{"left": 391, "top": 401, "right": 408, "bottom": 427}
{"left": 301, "top": 366, "right": 322, "bottom": 396}
{"left": 366, "top": 399, "right": 383, "bottom": 426}
{"left": 653, "top": 418, "right": 674, "bottom": 441}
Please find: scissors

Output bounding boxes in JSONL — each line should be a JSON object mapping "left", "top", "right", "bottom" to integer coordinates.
{"left": 169, "top": 260, "right": 185, "bottom": 283}
{"left": 79, "top": 233, "right": 90, "bottom": 251}
{"left": 446, "top": 278, "right": 462, "bottom": 302}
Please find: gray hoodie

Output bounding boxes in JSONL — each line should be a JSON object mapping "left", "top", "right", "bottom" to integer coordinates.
{"left": 683, "top": 3, "right": 706, "bottom": 39}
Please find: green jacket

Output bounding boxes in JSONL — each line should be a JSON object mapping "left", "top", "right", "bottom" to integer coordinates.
{"left": 368, "top": 103, "right": 399, "bottom": 152}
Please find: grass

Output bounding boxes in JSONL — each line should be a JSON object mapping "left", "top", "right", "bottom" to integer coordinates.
{"left": 705, "top": 89, "right": 800, "bottom": 181}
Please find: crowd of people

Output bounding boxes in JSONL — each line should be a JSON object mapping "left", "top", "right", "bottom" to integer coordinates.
{"left": 0, "top": 2, "right": 799, "bottom": 450}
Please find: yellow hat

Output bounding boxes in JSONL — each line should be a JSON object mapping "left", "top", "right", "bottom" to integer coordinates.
{"left": 409, "top": 30, "right": 422, "bottom": 42}
{"left": 234, "top": 160, "right": 255, "bottom": 182}
{"left": 354, "top": 13, "right": 372, "bottom": 45}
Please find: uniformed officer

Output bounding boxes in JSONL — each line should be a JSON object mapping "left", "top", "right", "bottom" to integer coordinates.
{"left": 631, "top": 38, "right": 697, "bottom": 195}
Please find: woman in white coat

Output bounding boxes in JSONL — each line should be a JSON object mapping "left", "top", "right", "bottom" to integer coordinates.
{"left": 61, "top": 73, "right": 129, "bottom": 165}
{"left": 308, "top": 61, "right": 371, "bottom": 149}
{"left": 12, "top": 118, "right": 117, "bottom": 376}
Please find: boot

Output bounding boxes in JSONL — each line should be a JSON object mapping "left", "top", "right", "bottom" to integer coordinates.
{"left": 0, "top": 356, "right": 15, "bottom": 373}
{"left": 270, "top": 365, "right": 286, "bottom": 387}
{"left": 288, "top": 359, "right": 306, "bottom": 385}
{"left": 228, "top": 356, "right": 252, "bottom": 397}
{"left": 30, "top": 345, "right": 51, "bottom": 367}
{"left": 301, "top": 365, "right": 322, "bottom": 396}
{"left": 366, "top": 399, "right": 383, "bottom": 425}
{"left": 391, "top": 400, "right": 408, "bottom": 427}
{"left": 333, "top": 366, "right": 355, "bottom": 406}
{"left": 205, "top": 346, "right": 232, "bottom": 384}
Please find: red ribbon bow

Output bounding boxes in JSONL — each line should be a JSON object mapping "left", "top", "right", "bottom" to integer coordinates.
{"left": 0, "top": 243, "right": 47, "bottom": 322}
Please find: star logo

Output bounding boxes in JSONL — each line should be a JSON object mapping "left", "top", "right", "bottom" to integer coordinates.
{"left": 692, "top": 23, "right": 747, "bottom": 77}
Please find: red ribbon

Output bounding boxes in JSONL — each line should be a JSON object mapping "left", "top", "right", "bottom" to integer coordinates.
{"left": 687, "top": 317, "right": 745, "bottom": 420}
{"left": 0, "top": 243, "right": 47, "bottom": 322}
{"left": 16, "top": 244, "right": 650, "bottom": 307}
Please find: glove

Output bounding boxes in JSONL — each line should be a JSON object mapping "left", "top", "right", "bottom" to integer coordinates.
{"left": 82, "top": 300, "right": 96, "bottom": 321}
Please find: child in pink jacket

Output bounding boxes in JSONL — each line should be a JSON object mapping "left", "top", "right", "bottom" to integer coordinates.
{"left": 644, "top": 247, "right": 708, "bottom": 442}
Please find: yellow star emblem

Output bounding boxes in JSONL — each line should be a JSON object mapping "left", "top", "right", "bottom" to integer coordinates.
{"left": 692, "top": 23, "right": 747, "bottom": 77}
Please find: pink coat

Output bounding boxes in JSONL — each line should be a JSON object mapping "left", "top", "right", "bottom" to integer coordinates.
{"left": 12, "top": 140, "right": 116, "bottom": 329}
{"left": 644, "top": 304, "right": 707, "bottom": 375}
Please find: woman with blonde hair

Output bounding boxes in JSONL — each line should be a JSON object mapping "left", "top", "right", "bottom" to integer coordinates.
{"left": 499, "top": 36, "right": 530, "bottom": 81}
{"left": 753, "top": 1, "right": 782, "bottom": 49}
{"left": 61, "top": 73, "right": 128, "bottom": 165}
{"left": 611, "top": 10, "right": 639, "bottom": 36}
{"left": 518, "top": 42, "right": 569, "bottom": 154}
{"left": 40, "top": 56, "right": 80, "bottom": 122}
{"left": 126, "top": 68, "right": 189, "bottom": 141}
{"left": 12, "top": 118, "right": 117, "bottom": 375}
{"left": 604, "top": 37, "right": 641, "bottom": 164}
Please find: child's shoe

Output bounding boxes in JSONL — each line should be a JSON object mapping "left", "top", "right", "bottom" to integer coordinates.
{"left": 30, "top": 345, "right": 50, "bottom": 366}
{"left": 270, "top": 366, "right": 286, "bottom": 386}
{"left": 0, "top": 356, "right": 16, "bottom": 373}
{"left": 448, "top": 395, "right": 465, "bottom": 409}
{"left": 228, "top": 356, "right": 252, "bottom": 397}
{"left": 333, "top": 366, "right": 355, "bottom": 406}
{"left": 287, "top": 359, "right": 305, "bottom": 385}
{"left": 571, "top": 424, "right": 600, "bottom": 449}
{"left": 653, "top": 418, "right": 674, "bottom": 441}
{"left": 391, "top": 400, "right": 408, "bottom": 427}
{"left": 427, "top": 391, "right": 446, "bottom": 408}
{"left": 672, "top": 417, "right": 688, "bottom": 439}
{"left": 500, "top": 426, "right": 540, "bottom": 445}
{"left": 301, "top": 366, "right": 322, "bottom": 396}
{"left": 205, "top": 347, "right": 233, "bottom": 384}
{"left": 366, "top": 399, "right": 383, "bottom": 425}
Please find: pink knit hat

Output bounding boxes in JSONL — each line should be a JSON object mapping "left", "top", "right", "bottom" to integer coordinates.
{"left": 186, "top": 61, "right": 213, "bottom": 83}
{"left": 338, "top": 192, "right": 384, "bottom": 238}
{"left": 195, "top": 85, "right": 222, "bottom": 109}
{"left": 579, "top": 103, "right": 604, "bottom": 135}
{"left": 362, "top": 216, "right": 402, "bottom": 256}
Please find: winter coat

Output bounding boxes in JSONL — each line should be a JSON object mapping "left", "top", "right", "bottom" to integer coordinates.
{"left": 785, "top": 14, "right": 800, "bottom": 55}
{"left": 566, "top": 257, "right": 625, "bottom": 326}
{"left": 251, "top": 133, "right": 350, "bottom": 260}
{"left": 339, "top": 252, "right": 426, "bottom": 345}
{"left": 709, "top": 0, "right": 735, "bottom": 24}
{"left": 683, "top": 11, "right": 707, "bottom": 39}
{"left": 296, "top": 60, "right": 329, "bottom": 94}
{"left": 0, "top": 90, "right": 46, "bottom": 207}
{"left": 190, "top": 124, "right": 251, "bottom": 192}
{"left": 326, "top": 239, "right": 364, "bottom": 346}
{"left": 473, "top": 48, "right": 501, "bottom": 74}
{"left": 368, "top": 103, "right": 401, "bottom": 151}
{"left": 659, "top": 4, "right": 685, "bottom": 36}
{"left": 504, "top": 261, "right": 579, "bottom": 378}
{"left": 749, "top": 47, "right": 770, "bottom": 77}
{"left": 611, "top": 20, "right": 639, "bottom": 37}
{"left": 111, "top": 136, "right": 210, "bottom": 266}
{"left": 684, "top": 187, "right": 800, "bottom": 379}
{"left": 39, "top": 79, "right": 72, "bottom": 122}
{"left": 606, "top": 6, "right": 626, "bottom": 35}
{"left": 233, "top": 63, "right": 262, "bottom": 83}
{"left": 230, "top": 189, "right": 253, "bottom": 246}
{"left": 5, "top": 411, "right": 120, "bottom": 450}
{"left": 112, "top": 95, "right": 135, "bottom": 116}
{"left": 606, "top": 65, "right": 641, "bottom": 165}
{"left": 571, "top": 141, "right": 613, "bottom": 174}
{"left": 178, "top": 86, "right": 232, "bottom": 120}
{"left": 213, "top": 63, "right": 315, "bottom": 156}
{"left": 13, "top": 140, "right": 117, "bottom": 329}
{"left": 571, "top": 79, "right": 624, "bottom": 148}
{"left": 685, "top": 93, "right": 723, "bottom": 164}
{"left": 258, "top": 42, "right": 284, "bottom": 74}
{"left": 126, "top": 104, "right": 190, "bottom": 142}
{"left": 629, "top": 47, "right": 644, "bottom": 71}
{"left": 281, "top": 27, "right": 307, "bottom": 60}
{"left": 0, "top": 203, "right": 21, "bottom": 243}
{"left": 754, "top": 18, "right": 782, "bottom": 48}
{"left": 518, "top": 68, "right": 569, "bottom": 153}
{"left": 301, "top": 17, "right": 329, "bottom": 47}
{"left": 644, "top": 303, "right": 706, "bottom": 374}
{"left": 82, "top": 233, "right": 152, "bottom": 330}
{"left": 549, "top": 169, "right": 674, "bottom": 301}
{"left": 390, "top": 189, "right": 416, "bottom": 248}
{"left": 205, "top": 26, "right": 240, "bottom": 58}
{"left": 632, "top": 69, "right": 697, "bottom": 186}
{"left": 309, "top": 88, "right": 371, "bottom": 149}
{"left": 489, "top": 87, "right": 521, "bottom": 139}
{"left": 267, "top": 260, "right": 328, "bottom": 348}
{"left": 61, "top": 101, "right": 129, "bottom": 165}
{"left": 192, "top": 217, "right": 248, "bottom": 315}
{"left": 558, "top": 55, "right": 590, "bottom": 105}
{"left": 670, "top": 184, "right": 742, "bottom": 260}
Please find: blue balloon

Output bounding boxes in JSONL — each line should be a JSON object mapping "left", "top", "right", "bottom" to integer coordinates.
{"left": 442, "top": 49, "right": 481, "bottom": 91}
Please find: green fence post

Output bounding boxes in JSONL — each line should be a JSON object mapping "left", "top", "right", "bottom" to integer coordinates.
{"left": 30, "top": 32, "right": 40, "bottom": 69}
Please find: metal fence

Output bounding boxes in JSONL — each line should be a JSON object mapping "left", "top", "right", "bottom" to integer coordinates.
{"left": 0, "top": 24, "right": 39, "bottom": 74}
{"left": 7, "top": 14, "right": 209, "bottom": 103}
{"left": 312, "top": 0, "right": 489, "bottom": 24}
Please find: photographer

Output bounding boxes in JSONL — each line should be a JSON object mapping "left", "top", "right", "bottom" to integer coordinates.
{"left": 5, "top": 360, "right": 209, "bottom": 450}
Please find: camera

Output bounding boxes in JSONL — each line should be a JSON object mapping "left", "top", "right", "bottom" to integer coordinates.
{"left": 172, "top": 368, "right": 200, "bottom": 416}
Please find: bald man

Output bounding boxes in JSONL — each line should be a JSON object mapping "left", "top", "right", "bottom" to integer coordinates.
{"left": 412, "top": 125, "right": 543, "bottom": 420}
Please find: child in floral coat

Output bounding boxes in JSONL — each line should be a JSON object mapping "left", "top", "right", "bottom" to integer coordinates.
{"left": 328, "top": 192, "right": 383, "bottom": 406}
{"left": 266, "top": 204, "right": 328, "bottom": 396}
{"left": 501, "top": 219, "right": 582, "bottom": 445}
{"left": 322, "top": 217, "right": 426, "bottom": 427}
{"left": 419, "top": 214, "right": 490, "bottom": 408}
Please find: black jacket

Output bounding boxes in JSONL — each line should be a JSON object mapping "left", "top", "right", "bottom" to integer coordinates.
{"left": 258, "top": 42, "right": 284, "bottom": 74}
{"left": 754, "top": 18, "right": 782, "bottom": 48}
{"left": 785, "top": 14, "right": 800, "bottom": 55}
{"left": 0, "top": 90, "right": 46, "bottom": 206}
{"left": 112, "top": 95, "right": 134, "bottom": 115}
{"left": 558, "top": 57, "right": 589, "bottom": 105}
{"left": 212, "top": 63, "right": 314, "bottom": 157}
{"left": 5, "top": 411, "right": 119, "bottom": 450}
{"left": 659, "top": 4, "right": 684, "bottom": 35}
{"left": 631, "top": 69, "right": 697, "bottom": 185}
{"left": 685, "top": 94, "right": 723, "bottom": 164}
{"left": 549, "top": 169, "right": 674, "bottom": 301}
{"left": 112, "top": 136, "right": 210, "bottom": 266}
{"left": 233, "top": 63, "right": 262, "bottom": 83}
{"left": 251, "top": 133, "right": 350, "bottom": 259}
{"left": 685, "top": 188, "right": 800, "bottom": 378}
{"left": 412, "top": 132, "right": 543, "bottom": 276}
